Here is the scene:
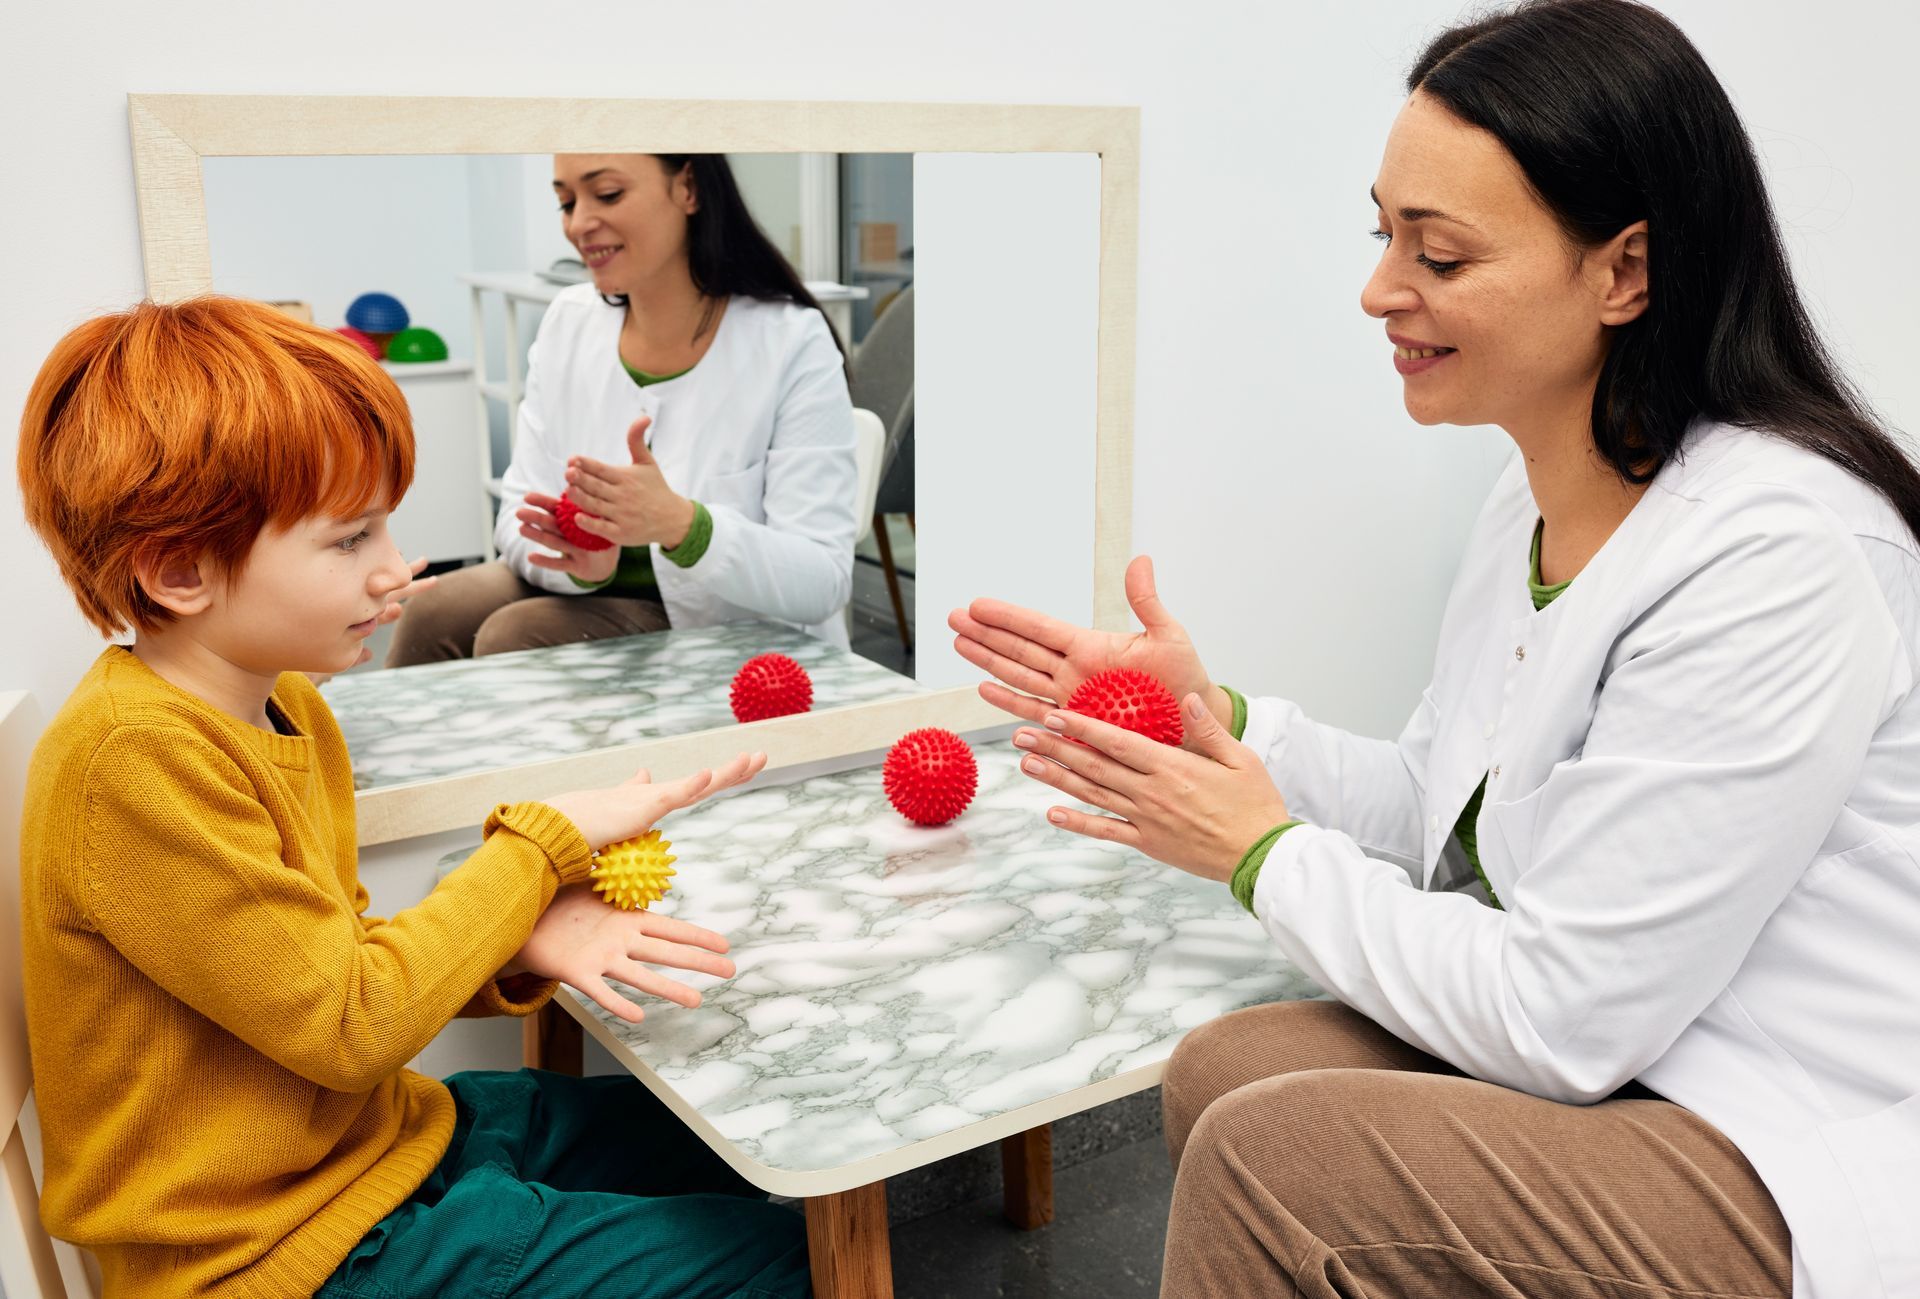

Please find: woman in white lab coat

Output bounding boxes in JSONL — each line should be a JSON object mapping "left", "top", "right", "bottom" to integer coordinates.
{"left": 388, "top": 153, "right": 859, "bottom": 664}
{"left": 953, "top": 3, "right": 1920, "bottom": 1296}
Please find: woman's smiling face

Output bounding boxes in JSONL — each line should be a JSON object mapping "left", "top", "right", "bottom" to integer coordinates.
{"left": 1361, "top": 90, "right": 1647, "bottom": 435}
{"left": 552, "top": 154, "right": 698, "bottom": 296}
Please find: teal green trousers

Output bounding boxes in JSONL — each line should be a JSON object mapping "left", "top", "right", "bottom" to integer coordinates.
{"left": 316, "top": 1069, "right": 810, "bottom": 1298}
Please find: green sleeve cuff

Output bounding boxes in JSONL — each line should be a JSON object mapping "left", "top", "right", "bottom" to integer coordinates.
{"left": 568, "top": 570, "right": 616, "bottom": 591}
{"left": 663, "top": 500, "right": 713, "bottom": 568}
{"left": 1220, "top": 685, "right": 1249, "bottom": 742}
{"left": 1230, "top": 820, "right": 1306, "bottom": 915}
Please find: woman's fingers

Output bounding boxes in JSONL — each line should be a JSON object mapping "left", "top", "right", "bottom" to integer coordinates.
{"left": 1123, "top": 554, "right": 1182, "bottom": 632}
{"left": 564, "top": 472, "right": 621, "bottom": 516}
{"left": 1014, "top": 731, "right": 1140, "bottom": 812}
{"left": 1041, "top": 709, "right": 1159, "bottom": 776}
{"left": 952, "top": 633, "right": 1060, "bottom": 702}
{"left": 948, "top": 609, "right": 1066, "bottom": 680}
{"left": 571, "top": 510, "right": 618, "bottom": 540}
{"left": 963, "top": 596, "right": 1083, "bottom": 655}
{"left": 977, "top": 681, "right": 1055, "bottom": 725}
{"left": 570, "top": 455, "right": 621, "bottom": 483}
{"left": 1044, "top": 805, "right": 1145, "bottom": 848}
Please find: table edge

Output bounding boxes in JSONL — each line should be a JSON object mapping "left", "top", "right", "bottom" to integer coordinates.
{"left": 556, "top": 987, "right": 1170, "bottom": 1199}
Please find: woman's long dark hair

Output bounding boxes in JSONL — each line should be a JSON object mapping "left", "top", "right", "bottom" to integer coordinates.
{"left": 1410, "top": 0, "right": 1920, "bottom": 541}
{"left": 603, "top": 154, "right": 848, "bottom": 372}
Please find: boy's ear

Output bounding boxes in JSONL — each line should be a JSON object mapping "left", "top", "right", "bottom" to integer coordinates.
{"left": 133, "top": 545, "right": 217, "bottom": 618}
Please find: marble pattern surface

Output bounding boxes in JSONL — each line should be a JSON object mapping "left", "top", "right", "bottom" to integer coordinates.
{"left": 322, "top": 621, "right": 916, "bottom": 790}
{"left": 436, "top": 741, "right": 1324, "bottom": 1176}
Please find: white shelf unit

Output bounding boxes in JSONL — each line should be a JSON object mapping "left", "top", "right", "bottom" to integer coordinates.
{"left": 460, "top": 271, "right": 869, "bottom": 561}
{"left": 378, "top": 358, "right": 491, "bottom": 565}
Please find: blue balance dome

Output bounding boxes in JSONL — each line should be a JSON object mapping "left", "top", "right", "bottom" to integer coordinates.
{"left": 345, "top": 292, "right": 410, "bottom": 334}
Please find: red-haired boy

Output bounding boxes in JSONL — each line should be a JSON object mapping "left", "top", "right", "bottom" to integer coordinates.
{"left": 16, "top": 297, "right": 809, "bottom": 1298}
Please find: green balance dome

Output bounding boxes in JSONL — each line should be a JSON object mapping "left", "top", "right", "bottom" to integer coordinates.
{"left": 384, "top": 327, "right": 449, "bottom": 363}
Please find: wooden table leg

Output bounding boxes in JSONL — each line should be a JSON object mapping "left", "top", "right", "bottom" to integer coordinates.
{"left": 1001, "top": 1123, "right": 1055, "bottom": 1229}
{"left": 523, "top": 1002, "right": 583, "bottom": 1075}
{"left": 804, "top": 1182, "right": 893, "bottom": 1299}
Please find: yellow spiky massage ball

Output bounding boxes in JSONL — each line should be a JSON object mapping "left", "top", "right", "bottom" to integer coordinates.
{"left": 589, "top": 830, "right": 678, "bottom": 910}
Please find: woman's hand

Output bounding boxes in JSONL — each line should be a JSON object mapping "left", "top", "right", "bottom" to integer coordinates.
{"left": 517, "top": 492, "right": 622, "bottom": 584}
{"left": 950, "top": 555, "right": 1233, "bottom": 746}
{"left": 541, "top": 751, "right": 768, "bottom": 852}
{"left": 1012, "top": 693, "right": 1291, "bottom": 882}
{"left": 308, "top": 555, "right": 438, "bottom": 685}
{"left": 563, "top": 416, "right": 699, "bottom": 550}
{"left": 510, "top": 883, "right": 736, "bottom": 1025}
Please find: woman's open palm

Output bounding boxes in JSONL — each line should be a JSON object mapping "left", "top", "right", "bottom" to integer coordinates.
{"left": 949, "top": 555, "right": 1221, "bottom": 737}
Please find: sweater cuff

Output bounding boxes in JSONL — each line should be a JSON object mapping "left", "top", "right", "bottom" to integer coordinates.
{"left": 1230, "top": 820, "right": 1307, "bottom": 915}
{"left": 663, "top": 501, "right": 713, "bottom": 568}
{"left": 1220, "top": 685, "right": 1249, "bottom": 742}
{"left": 470, "top": 972, "right": 561, "bottom": 1018}
{"left": 483, "top": 801, "right": 597, "bottom": 884}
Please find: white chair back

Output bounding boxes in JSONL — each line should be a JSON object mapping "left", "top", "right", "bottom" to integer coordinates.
{"left": 1, "top": 690, "right": 101, "bottom": 1299}
{"left": 850, "top": 407, "right": 886, "bottom": 547}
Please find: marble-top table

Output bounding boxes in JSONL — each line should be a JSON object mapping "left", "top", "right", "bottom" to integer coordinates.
{"left": 322, "top": 621, "right": 917, "bottom": 791}
{"left": 434, "top": 739, "right": 1326, "bottom": 1199}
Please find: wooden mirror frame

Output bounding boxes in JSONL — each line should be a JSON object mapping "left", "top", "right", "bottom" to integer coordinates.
{"left": 127, "top": 94, "right": 1138, "bottom": 846}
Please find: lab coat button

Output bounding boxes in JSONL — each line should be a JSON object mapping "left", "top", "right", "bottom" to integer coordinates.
{"left": 1429, "top": 814, "right": 1440, "bottom": 832}
{"left": 1514, "top": 645, "right": 1527, "bottom": 661}
{"left": 1483, "top": 721, "right": 1495, "bottom": 739}
{"left": 1492, "top": 764, "right": 1502, "bottom": 779}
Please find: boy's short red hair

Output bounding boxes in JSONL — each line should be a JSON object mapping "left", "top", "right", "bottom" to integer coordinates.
{"left": 18, "top": 296, "right": 416, "bottom": 637}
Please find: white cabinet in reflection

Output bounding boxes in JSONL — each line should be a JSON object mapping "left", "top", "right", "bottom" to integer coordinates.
{"left": 379, "top": 358, "right": 490, "bottom": 565}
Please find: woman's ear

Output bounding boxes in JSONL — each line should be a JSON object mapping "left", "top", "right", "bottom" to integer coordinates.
{"left": 1596, "top": 220, "right": 1650, "bottom": 327}
{"left": 674, "top": 161, "right": 699, "bottom": 216}
{"left": 133, "top": 546, "right": 217, "bottom": 619}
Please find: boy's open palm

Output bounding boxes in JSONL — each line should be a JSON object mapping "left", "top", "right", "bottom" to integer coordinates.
{"left": 515, "top": 885, "right": 735, "bottom": 1025}
{"left": 526, "top": 751, "right": 767, "bottom": 1020}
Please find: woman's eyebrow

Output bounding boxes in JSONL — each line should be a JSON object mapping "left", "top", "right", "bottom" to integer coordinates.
{"left": 1370, "top": 185, "right": 1479, "bottom": 230}
{"left": 552, "top": 169, "right": 612, "bottom": 191}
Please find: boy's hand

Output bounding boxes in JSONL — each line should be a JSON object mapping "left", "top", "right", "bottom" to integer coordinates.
{"left": 541, "top": 751, "right": 767, "bottom": 851}
{"left": 512, "top": 883, "right": 735, "bottom": 1024}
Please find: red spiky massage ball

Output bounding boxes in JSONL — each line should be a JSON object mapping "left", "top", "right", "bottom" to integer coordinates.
{"left": 883, "top": 728, "right": 979, "bottom": 826}
{"left": 730, "top": 653, "right": 814, "bottom": 723}
{"left": 1066, "top": 668, "right": 1185, "bottom": 746}
{"left": 554, "top": 493, "right": 614, "bottom": 551}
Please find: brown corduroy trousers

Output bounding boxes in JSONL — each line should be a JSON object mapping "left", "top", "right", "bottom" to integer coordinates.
{"left": 1159, "top": 1000, "right": 1791, "bottom": 1298}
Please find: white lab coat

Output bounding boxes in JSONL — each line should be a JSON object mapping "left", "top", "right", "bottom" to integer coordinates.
{"left": 494, "top": 284, "right": 859, "bottom": 647}
{"left": 1242, "top": 419, "right": 1920, "bottom": 1298}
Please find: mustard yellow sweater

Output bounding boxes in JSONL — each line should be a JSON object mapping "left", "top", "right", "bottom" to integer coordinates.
{"left": 20, "top": 648, "right": 598, "bottom": 1298}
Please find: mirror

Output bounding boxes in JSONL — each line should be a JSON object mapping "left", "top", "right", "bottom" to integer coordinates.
{"left": 129, "top": 97, "right": 1134, "bottom": 841}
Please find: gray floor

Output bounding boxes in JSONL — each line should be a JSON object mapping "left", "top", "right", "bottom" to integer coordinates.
{"left": 890, "top": 1135, "right": 1176, "bottom": 1298}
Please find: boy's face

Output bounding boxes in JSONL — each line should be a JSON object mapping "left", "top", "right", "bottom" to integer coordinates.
{"left": 202, "top": 508, "right": 415, "bottom": 677}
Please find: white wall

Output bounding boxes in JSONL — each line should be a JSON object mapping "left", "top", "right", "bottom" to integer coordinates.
{"left": 4, "top": 0, "right": 1915, "bottom": 744}
{"left": 203, "top": 153, "right": 482, "bottom": 358}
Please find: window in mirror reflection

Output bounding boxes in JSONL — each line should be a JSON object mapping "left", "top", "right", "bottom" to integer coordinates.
{"left": 202, "top": 151, "right": 917, "bottom": 683}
